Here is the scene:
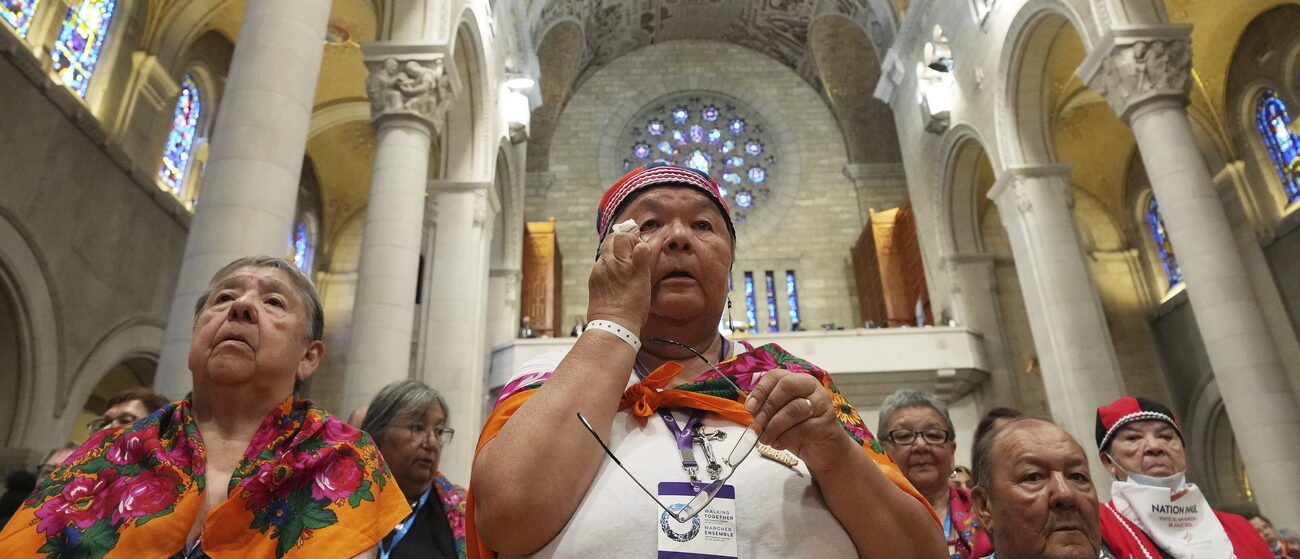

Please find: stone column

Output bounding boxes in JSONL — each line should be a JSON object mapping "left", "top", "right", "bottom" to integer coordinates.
{"left": 987, "top": 164, "right": 1125, "bottom": 488}
{"left": 340, "top": 46, "right": 455, "bottom": 415}
{"left": 1082, "top": 25, "right": 1300, "bottom": 527}
{"left": 417, "top": 181, "right": 497, "bottom": 482}
{"left": 155, "top": 0, "right": 330, "bottom": 397}
{"left": 942, "top": 254, "right": 1019, "bottom": 408}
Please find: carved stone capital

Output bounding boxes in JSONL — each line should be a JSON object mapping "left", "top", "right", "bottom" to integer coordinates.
{"left": 365, "top": 56, "right": 454, "bottom": 130}
{"left": 987, "top": 164, "right": 1074, "bottom": 216}
{"left": 1078, "top": 25, "right": 1193, "bottom": 122}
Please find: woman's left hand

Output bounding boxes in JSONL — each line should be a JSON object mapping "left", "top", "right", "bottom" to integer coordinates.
{"left": 743, "top": 369, "right": 855, "bottom": 474}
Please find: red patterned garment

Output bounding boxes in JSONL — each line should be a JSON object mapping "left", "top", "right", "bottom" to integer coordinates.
{"left": 0, "top": 396, "right": 409, "bottom": 558}
{"left": 1100, "top": 501, "right": 1272, "bottom": 559}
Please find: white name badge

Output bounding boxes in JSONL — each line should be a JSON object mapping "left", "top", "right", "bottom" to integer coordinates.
{"left": 656, "top": 482, "right": 739, "bottom": 559}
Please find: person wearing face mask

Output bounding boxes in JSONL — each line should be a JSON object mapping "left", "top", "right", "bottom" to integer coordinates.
{"left": 1094, "top": 396, "right": 1271, "bottom": 559}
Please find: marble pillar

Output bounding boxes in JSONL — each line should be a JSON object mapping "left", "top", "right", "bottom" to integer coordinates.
{"left": 418, "top": 181, "right": 498, "bottom": 482}
{"left": 155, "top": 0, "right": 330, "bottom": 397}
{"left": 1083, "top": 25, "right": 1300, "bottom": 527}
{"left": 987, "top": 164, "right": 1125, "bottom": 490}
{"left": 341, "top": 46, "right": 455, "bottom": 415}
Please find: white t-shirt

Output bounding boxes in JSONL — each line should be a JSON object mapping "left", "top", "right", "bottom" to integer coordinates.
{"left": 510, "top": 350, "right": 857, "bottom": 558}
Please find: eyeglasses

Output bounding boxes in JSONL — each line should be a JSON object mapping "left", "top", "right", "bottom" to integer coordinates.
{"left": 402, "top": 423, "right": 455, "bottom": 444}
{"left": 577, "top": 336, "right": 761, "bottom": 523}
{"left": 86, "top": 414, "right": 141, "bottom": 433}
{"left": 886, "top": 429, "right": 952, "bottom": 446}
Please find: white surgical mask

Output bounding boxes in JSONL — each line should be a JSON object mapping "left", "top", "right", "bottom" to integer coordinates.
{"left": 1103, "top": 453, "right": 1187, "bottom": 489}
{"left": 1125, "top": 469, "right": 1186, "bottom": 489}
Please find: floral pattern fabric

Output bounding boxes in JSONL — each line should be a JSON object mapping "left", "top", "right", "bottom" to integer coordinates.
{"left": 0, "top": 396, "right": 410, "bottom": 559}
{"left": 432, "top": 473, "right": 467, "bottom": 559}
{"left": 469, "top": 342, "right": 935, "bottom": 558}
{"left": 948, "top": 486, "right": 992, "bottom": 559}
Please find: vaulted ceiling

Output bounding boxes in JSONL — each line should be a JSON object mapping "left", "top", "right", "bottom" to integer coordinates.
{"left": 524, "top": 0, "right": 903, "bottom": 171}
{"left": 528, "top": 0, "right": 897, "bottom": 91}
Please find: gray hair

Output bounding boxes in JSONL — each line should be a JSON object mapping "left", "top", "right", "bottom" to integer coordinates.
{"left": 876, "top": 388, "right": 955, "bottom": 440}
{"left": 192, "top": 256, "right": 324, "bottom": 341}
{"left": 361, "top": 380, "right": 449, "bottom": 443}
{"left": 972, "top": 417, "right": 1057, "bottom": 491}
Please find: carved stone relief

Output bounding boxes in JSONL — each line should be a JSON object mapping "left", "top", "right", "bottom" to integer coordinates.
{"left": 1087, "top": 36, "right": 1192, "bottom": 119}
{"left": 366, "top": 57, "right": 454, "bottom": 128}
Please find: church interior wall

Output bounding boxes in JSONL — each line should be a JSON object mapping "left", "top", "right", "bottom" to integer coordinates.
{"left": 0, "top": 44, "right": 188, "bottom": 470}
{"left": 531, "top": 39, "right": 864, "bottom": 332}
{"left": 1220, "top": 4, "right": 1300, "bottom": 402}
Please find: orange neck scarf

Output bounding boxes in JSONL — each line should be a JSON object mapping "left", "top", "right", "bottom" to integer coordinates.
{"left": 617, "top": 362, "right": 754, "bottom": 425}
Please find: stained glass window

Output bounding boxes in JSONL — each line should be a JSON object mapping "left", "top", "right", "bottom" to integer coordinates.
{"left": 1, "top": 0, "right": 40, "bottom": 37}
{"left": 52, "top": 0, "right": 117, "bottom": 97}
{"left": 158, "top": 76, "right": 201, "bottom": 197}
{"left": 290, "top": 219, "right": 314, "bottom": 272}
{"left": 743, "top": 272, "right": 758, "bottom": 334}
{"left": 624, "top": 95, "right": 777, "bottom": 223}
{"left": 1144, "top": 196, "right": 1181, "bottom": 289}
{"left": 785, "top": 270, "right": 801, "bottom": 327}
{"left": 1256, "top": 89, "right": 1300, "bottom": 203}
{"left": 764, "top": 271, "right": 778, "bottom": 332}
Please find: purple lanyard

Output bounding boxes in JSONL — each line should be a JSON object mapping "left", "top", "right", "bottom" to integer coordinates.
{"left": 658, "top": 408, "right": 705, "bottom": 482}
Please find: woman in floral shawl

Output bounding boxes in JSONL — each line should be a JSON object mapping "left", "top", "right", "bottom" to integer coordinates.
{"left": 0, "top": 257, "right": 410, "bottom": 558}
{"left": 468, "top": 163, "right": 946, "bottom": 558}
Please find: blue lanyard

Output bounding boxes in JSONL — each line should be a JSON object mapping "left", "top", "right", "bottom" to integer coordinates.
{"left": 379, "top": 487, "right": 432, "bottom": 559}
{"left": 942, "top": 510, "right": 952, "bottom": 537}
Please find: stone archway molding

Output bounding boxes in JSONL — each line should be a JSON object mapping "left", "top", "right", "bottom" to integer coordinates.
{"left": 61, "top": 318, "right": 165, "bottom": 431}
{"left": 0, "top": 208, "right": 63, "bottom": 448}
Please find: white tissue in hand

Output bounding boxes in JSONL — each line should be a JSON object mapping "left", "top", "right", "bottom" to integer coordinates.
{"left": 611, "top": 219, "right": 637, "bottom": 233}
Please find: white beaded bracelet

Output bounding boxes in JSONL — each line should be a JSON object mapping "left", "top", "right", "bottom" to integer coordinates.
{"left": 585, "top": 320, "right": 641, "bottom": 352}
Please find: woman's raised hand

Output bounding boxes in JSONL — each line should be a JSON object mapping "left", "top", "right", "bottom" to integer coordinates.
{"left": 587, "top": 220, "right": 658, "bottom": 336}
{"left": 744, "top": 369, "right": 858, "bottom": 475}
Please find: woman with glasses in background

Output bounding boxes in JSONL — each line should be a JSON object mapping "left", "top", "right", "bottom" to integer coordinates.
{"left": 879, "top": 388, "right": 992, "bottom": 559}
{"left": 361, "top": 380, "right": 465, "bottom": 559}
{"left": 468, "top": 163, "right": 945, "bottom": 558}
